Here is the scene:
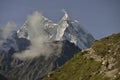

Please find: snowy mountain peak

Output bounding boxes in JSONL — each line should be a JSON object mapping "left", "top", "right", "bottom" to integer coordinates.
{"left": 56, "top": 12, "right": 95, "bottom": 49}
{"left": 0, "top": 11, "right": 94, "bottom": 52}
{"left": 61, "top": 9, "right": 69, "bottom": 21}
{"left": 17, "top": 11, "right": 94, "bottom": 49}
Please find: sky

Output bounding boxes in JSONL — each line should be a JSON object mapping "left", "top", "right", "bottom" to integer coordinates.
{"left": 0, "top": 0, "right": 120, "bottom": 39}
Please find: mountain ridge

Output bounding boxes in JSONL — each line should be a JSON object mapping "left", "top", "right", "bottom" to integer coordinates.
{"left": 44, "top": 33, "right": 120, "bottom": 80}
{"left": 0, "top": 11, "right": 94, "bottom": 80}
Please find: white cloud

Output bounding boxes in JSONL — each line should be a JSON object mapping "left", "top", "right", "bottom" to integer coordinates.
{"left": 0, "top": 22, "right": 16, "bottom": 45}
{"left": 14, "top": 11, "right": 53, "bottom": 60}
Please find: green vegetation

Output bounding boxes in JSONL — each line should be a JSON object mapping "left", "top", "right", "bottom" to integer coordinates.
{"left": 44, "top": 33, "right": 120, "bottom": 80}
{"left": 92, "top": 33, "right": 120, "bottom": 57}
{"left": 44, "top": 52, "right": 109, "bottom": 80}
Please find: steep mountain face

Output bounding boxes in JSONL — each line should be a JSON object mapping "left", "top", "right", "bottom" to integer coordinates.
{"left": 44, "top": 33, "right": 120, "bottom": 80}
{"left": 56, "top": 11, "right": 93, "bottom": 49}
{"left": 0, "top": 40, "right": 80, "bottom": 80}
{"left": 0, "top": 32, "right": 30, "bottom": 52}
{"left": 0, "top": 11, "right": 94, "bottom": 80}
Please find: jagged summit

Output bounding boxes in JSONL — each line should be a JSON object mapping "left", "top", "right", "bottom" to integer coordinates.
{"left": 0, "top": 11, "right": 94, "bottom": 52}
{"left": 17, "top": 11, "right": 94, "bottom": 50}
{"left": 57, "top": 11, "right": 94, "bottom": 49}
{"left": 61, "top": 9, "right": 69, "bottom": 21}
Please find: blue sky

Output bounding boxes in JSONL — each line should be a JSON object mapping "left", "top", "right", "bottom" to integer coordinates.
{"left": 0, "top": 0, "right": 120, "bottom": 39}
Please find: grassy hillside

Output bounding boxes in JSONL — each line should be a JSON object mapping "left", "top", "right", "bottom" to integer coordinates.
{"left": 44, "top": 33, "right": 120, "bottom": 80}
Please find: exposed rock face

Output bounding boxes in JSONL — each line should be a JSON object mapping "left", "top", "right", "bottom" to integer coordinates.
{"left": 0, "top": 40, "right": 80, "bottom": 80}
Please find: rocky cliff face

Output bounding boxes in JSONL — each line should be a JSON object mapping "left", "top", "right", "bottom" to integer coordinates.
{"left": 0, "top": 40, "right": 80, "bottom": 80}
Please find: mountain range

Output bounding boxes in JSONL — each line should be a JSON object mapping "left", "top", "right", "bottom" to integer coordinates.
{"left": 0, "top": 11, "right": 94, "bottom": 80}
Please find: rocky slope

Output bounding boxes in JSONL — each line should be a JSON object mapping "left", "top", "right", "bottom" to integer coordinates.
{"left": 44, "top": 33, "right": 120, "bottom": 80}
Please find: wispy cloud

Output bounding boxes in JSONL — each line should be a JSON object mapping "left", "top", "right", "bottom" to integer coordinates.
{"left": 14, "top": 11, "right": 53, "bottom": 60}
{"left": 0, "top": 22, "right": 16, "bottom": 45}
